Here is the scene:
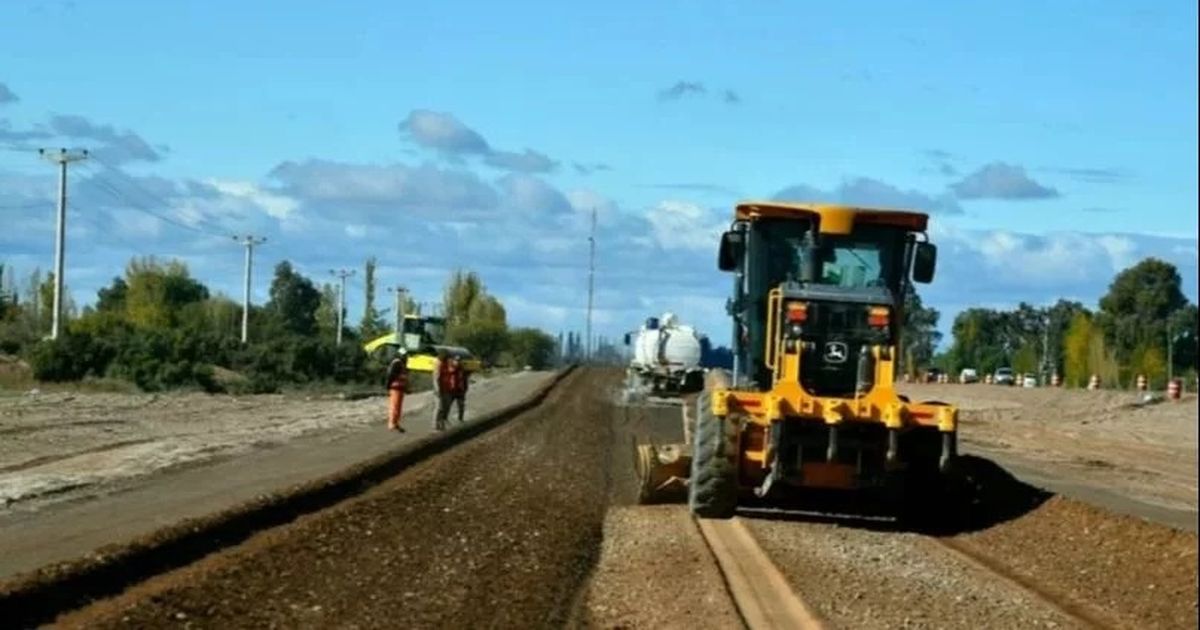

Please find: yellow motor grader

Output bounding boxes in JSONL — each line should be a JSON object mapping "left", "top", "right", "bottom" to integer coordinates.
{"left": 635, "top": 201, "right": 959, "bottom": 519}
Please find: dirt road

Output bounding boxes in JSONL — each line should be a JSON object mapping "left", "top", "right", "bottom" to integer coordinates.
{"left": 0, "top": 370, "right": 552, "bottom": 578}
{"left": 898, "top": 382, "right": 1198, "bottom": 531}
{"left": 3, "top": 369, "right": 1195, "bottom": 629}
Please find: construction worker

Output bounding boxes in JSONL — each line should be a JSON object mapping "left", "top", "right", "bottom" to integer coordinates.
{"left": 432, "top": 349, "right": 453, "bottom": 431}
{"left": 385, "top": 347, "right": 409, "bottom": 433}
{"left": 447, "top": 355, "right": 469, "bottom": 424}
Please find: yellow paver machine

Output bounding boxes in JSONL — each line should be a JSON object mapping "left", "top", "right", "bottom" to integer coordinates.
{"left": 636, "top": 201, "right": 959, "bottom": 519}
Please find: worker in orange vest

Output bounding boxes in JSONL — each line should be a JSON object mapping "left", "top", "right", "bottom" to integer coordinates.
{"left": 384, "top": 347, "right": 409, "bottom": 433}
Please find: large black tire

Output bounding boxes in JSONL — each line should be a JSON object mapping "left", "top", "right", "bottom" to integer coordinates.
{"left": 688, "top": 389, "right": 739, "bottom": 519}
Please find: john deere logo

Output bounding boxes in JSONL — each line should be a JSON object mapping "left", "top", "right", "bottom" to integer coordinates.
{"left": 823, "top": 342, "right": 848, "bottom": 363}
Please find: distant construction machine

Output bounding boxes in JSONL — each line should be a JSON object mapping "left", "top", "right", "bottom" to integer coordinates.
{"left": 623, "top": 312, "right": 708, "bottom": 397}
{"left": 635, "top": 201, "right": 959, "bottom": 520}
{"left": 364, "top": 312, "right": 482, "bottom": 373}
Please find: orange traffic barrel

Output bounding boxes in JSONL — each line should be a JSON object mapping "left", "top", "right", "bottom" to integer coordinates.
{"left": 1136, "top": 374, "right": 1147, "bottom": 391}
{"left": 1087, "top": 374, "right": 1100, "bottom": 390}
{"left": 1051, "top": 373, "right": 1061, "bottom": 387}
{"left": 1167, "top": 379, "right": 1181, "bottom": 400}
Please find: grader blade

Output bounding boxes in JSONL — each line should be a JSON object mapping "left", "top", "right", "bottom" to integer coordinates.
{"left": 633, "top": 440, "right": 691, "bottom": 504}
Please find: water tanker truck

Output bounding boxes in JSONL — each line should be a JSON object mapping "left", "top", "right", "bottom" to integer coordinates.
{"left": 623, "top": 312, "right": 708, "bottom": 396}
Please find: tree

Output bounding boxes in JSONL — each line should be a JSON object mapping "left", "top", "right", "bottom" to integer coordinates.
{"left": 359, "top": 256, "right": 386, "bottom": 339}
{"left": 266, "top": 261, "right": 321, "bottom": 336}
{"left": 443, "top": 270, "right": 484, "bottom": 328}
{"left": 1131, "top": 344, "right": 1168, "bottom": 389}
{"left": 507, "top": 328, "right": 556, "bottom": 369}
{"left": 454, "top": 321, "right": 509, "bottom": 366}
{"left": 96, "top": 277, "right": 129, "bottom": 313}
{"left": 1063, "top": 312, "right": 1093, "bottom": 387}
{"left": 1098, "top": 258, "right": 1187, "bottom": 362}
{"left": 315, "top": 282, "right": 339, "bottom": 338}
{"left": 123, "top": 258, "right": 208, "bottom": 329}
{"left": 901, "top": 285, "right": 941, "bottom": 377}
{"left": 1167, "top": 304, "right": 1198, "bottom": 377}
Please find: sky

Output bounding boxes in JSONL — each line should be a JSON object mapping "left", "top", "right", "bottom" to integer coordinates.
{"left": 1, "top": 0, "right": 1197, "bottom": 348}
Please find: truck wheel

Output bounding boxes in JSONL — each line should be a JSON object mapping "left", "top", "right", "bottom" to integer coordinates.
{"left": 688, "top": 389, "right": 738, "bottom": 519}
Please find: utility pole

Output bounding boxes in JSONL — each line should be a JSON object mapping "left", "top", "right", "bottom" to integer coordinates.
{"left": 330, "top": 269, "right": 355, "bottom": 345}
{"left": 390, "top": 286, "right": 408, "bottom": 340}
{"left": 232, "top": 235, "right": 266, "bottom": 344}
{"left": 585, "top": 207, "right": 596, "bottom": 362}
{"left": 38, "top": 148, "right": 88, "bottom": 340}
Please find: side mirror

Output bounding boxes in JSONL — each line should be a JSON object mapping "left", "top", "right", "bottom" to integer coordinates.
{"left": 623, "top": 333, "right": 631, "bottom": 346}
{"left": 912, "top": 242, "right": 937, "bottom": 283}
{"left": 717, "top": 230, "right": 743, "bottom": 271}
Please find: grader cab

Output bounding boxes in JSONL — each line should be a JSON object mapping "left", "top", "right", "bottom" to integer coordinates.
{"left": 635, "top": 201, "right": 959, "bottom": 519}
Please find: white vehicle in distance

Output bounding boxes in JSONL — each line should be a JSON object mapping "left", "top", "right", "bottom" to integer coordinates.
{"left": 959, "top": 368, "right": 979, "bottom": 384}
{"left": 1022, "top": 374, "right": 1038, "bottom": 388}
{"left": 993, "top": 367, "right": 1015, "bottom": 386}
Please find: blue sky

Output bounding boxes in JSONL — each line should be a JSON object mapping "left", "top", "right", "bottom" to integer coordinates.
{"left": 1, "top": 0, "right": 1197, "bottom": 346}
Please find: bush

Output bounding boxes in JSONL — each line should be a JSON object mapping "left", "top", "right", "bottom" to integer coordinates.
{"left": 26, "top": 332, "right": 112, "bottom": 382}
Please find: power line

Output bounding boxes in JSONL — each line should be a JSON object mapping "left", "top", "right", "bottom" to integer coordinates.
{"left": 81, "top": 159, "right": 236, "bottom": 237}
{"left": 82, "top": 166, "right": 229, "bottom": 238}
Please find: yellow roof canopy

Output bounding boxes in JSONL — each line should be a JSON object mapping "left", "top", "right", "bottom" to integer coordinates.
{"left": 734, "top": 200, "right": 929, "bottom": 235}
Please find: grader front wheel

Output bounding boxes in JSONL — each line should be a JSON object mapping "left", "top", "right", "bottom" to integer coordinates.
{"left": 687, "top": 390, "right": 738, "bottom": 519}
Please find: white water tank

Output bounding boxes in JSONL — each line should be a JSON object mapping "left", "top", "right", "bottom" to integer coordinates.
{"left": 631, "top": 312, "right": 703, "bottom": 372}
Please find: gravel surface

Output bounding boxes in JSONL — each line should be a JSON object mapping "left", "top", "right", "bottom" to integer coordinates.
{"left": 571, "top": 398, "right": 743, "bottom": 629}
{"left": 744, "top": 516, "right": 1080, "bottom": 630}
{"left": 54, "top": 368, "right": 612, "bottom": 629}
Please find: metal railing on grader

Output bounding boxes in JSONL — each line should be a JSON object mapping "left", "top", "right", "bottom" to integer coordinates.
{"left": 634, "top": 201, "right": 960, "bottom": 521}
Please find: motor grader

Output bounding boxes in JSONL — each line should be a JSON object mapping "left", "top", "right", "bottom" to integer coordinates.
{"left": 635, "top": 201, "right": 958, "bottom": 519}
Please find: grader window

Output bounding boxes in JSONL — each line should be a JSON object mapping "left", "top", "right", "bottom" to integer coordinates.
{"left": 759, "top": 221, "right": 903, "bottom": 292}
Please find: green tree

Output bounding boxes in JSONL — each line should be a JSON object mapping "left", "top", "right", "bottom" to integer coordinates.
{"left": 453, "top": 321, "right": 509, "bottom": 366}
{"left": 123, "top": 257, "right": 209, "bottom": 329}
{"left": 96, "top": 277, "right": 129, "bottom": 313}
{"left": 315, "top": 282, "right": 339, "bottom": 338}
{"left": 266, "top": 261, "right": 321, "bottom": 336}
{"left": 359, "top": 256, "right": 386, "bottom": 339}
{"left": 1167, "top": 304, "right": 1198, "bottom": 377}
{"left": 1098, "top": 258, "right": 1187, "bottom": 362}
{"left": 1063, "top": 312, "right": 1093, "bottom": 387}
{"left": 507, "top": 327, "right": 556, "bottom": 369}
{"left": 1131, "top": 344, "right": 1168, "bottom": 389}
{"left": 443, "top": 270, "right": 484, "bottom": 328}
{"left": 900, "top": 285, "right": 941, "bottom": 377}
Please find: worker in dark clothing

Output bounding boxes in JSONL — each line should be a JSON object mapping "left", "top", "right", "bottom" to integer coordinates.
{"left": 385, "top": 347, "right": 409, "bottom": 433}
{"left": 432, "top": 349, "right": 452, "bottom": 431}
{"left": 447, "top": 355, "right": 469, "bottom": 424}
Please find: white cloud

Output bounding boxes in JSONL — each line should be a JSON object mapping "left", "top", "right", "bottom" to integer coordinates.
{"left": 643, "top": 200, "right": 726, "bottom": 251}
{"left": 207, "top": 179, "right": 299, "bottom": 220}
